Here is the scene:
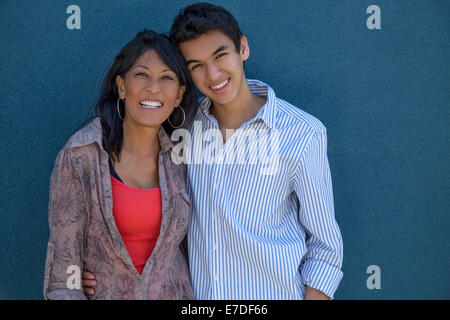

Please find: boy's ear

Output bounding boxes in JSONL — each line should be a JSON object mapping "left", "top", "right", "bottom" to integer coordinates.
{"left": 116, "top": 75, "right": 126, "bottom": 99}
{"left": 240, "top": 35, "right": 250, "bottom": 61}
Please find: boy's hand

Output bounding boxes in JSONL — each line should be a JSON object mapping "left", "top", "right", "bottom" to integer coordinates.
{"left": 82, "top": 271, "right": 97, "bottom": 296}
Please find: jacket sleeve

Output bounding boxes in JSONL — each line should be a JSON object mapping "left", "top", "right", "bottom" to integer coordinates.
{"left": 293, "top": 125, "right": 343, "bottom": 299}
{"left": 43, "top": 147, "right": 88, "bottom": 300}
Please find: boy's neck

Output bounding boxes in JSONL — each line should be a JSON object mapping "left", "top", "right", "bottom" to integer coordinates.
{"left": 209, "top": 78, "right": 266, "bottom": 132}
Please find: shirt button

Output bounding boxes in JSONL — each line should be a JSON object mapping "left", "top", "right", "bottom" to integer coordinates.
{"left": 213, "top": 243, "right": 217, "bottom": 250}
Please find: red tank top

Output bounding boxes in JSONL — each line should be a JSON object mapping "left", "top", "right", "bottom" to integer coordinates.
{"left": 111, "top": 175, "right": 162, "bottom": 274}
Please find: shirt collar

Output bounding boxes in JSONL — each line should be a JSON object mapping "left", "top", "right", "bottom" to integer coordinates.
{"left": 199, "top": 79, "right": 277, "bottom": 130}
{"left": 67, "top": 117, "right": 173, "bottom": 153}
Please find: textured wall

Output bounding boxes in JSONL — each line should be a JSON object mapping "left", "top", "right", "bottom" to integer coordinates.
{"left": 0, "top": 0, "right": 449, "bottom": 299}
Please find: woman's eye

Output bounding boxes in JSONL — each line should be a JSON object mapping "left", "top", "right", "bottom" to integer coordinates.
{"left": 191, "top": 64, "right": 202, "bottom": 71}
{"left": 137, "top": 72, "right": 147, "bottom": 77}
{"left": 162, "top": 75, "right": 174, "bottom": 81}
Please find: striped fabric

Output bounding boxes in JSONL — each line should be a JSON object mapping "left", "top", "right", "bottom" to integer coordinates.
{"left": 186, "top": 79, "right": 343, "bottom": 299}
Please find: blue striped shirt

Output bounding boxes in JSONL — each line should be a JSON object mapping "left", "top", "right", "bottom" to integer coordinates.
{"left": 185, "top": 79, "right": 343, "bottom": 299}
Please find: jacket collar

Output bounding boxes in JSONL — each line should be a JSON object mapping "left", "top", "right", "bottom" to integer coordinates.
{"left": 67, "top": 117, "right": 173, "bottom": 154}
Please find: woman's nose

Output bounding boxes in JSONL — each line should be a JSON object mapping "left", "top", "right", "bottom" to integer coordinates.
{"left": 145, "top": 78, "right": 162, "bottom": 93}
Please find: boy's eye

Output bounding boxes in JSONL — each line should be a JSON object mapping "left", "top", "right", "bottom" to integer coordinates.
{"left": 216, "top": 53, "right": 227, "bottom": 59}
{"left": 191, "top": 64, "right": 202, "bottom": 71}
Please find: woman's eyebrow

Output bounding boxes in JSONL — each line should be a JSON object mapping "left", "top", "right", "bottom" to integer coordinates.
{"left": 134, "top": 65, "right": 173, "bottom": 73}
{"left": 135, "top": 65, "right": 149, "bottom": 70}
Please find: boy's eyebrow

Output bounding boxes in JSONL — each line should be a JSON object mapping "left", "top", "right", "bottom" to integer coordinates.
{"left": 185, "top": 45, "right": 229, "bottom": 66}
{"left": 212, "top": 45, "right": 229, "bottom": 56}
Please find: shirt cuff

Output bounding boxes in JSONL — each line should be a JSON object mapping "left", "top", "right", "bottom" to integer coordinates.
{"left": 301, "top": 259, "right": 343, "bottom": 299}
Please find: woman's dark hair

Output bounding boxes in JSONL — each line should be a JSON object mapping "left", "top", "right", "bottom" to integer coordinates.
{"left": 170, "top": 2, "right": 243, "bottom": 52}
{"left": 95, "top": 29, "right": 197, "bottom": 161}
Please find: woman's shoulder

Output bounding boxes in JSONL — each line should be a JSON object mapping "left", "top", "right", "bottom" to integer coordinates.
{"left": 65, "top": 117, "right": 103, "bottom": 150}
{"left": 55, "top": 117, "right": 104, "bottom": 163}
{"left": 52, "top": 118, "right": 105, "bottom": 179}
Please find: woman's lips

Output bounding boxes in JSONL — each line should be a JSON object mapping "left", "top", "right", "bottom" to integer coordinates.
{"left": 140, "top": 100, "right": 163, "bottom": 109}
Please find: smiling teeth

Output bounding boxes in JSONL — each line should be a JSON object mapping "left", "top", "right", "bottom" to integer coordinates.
{"left": 140, "top": 101, "right": 162, "bottom": 108}
{"left": 211, "top": 80, "right": 228, "bottom": 90}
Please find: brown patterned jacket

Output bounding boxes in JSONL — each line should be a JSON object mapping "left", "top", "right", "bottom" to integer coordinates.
{"left": 43, "top": 118, "right": 194, "bottom": 299}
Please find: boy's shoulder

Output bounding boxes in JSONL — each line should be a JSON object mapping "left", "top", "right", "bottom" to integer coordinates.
{"left": 274, "top": 97, "right": 326, "bottom": 135}
{"left": 248, "top": 79, "right": 326, "bottom": 135}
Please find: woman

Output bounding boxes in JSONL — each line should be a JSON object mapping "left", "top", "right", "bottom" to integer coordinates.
{"left": 43, "top": 29, "right": 196, "bottom": 299}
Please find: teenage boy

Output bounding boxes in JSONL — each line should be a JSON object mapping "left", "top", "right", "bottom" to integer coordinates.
{"left": 170, "top": 3, "right": 343, "bottom": 300}
{"left": 83, "top": 2, "right": 343, "bottom": 300}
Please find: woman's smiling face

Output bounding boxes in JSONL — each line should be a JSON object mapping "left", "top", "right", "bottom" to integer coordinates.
{"left": 116, "top": 49, "right": 185, "bottom": 128}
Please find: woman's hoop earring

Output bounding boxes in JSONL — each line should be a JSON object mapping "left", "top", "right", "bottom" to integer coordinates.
{"left": 168, "top": 105, "right": 186, "bottom": 129}
{"left": 117, "top": 98, "right": 124, "bottom": 121}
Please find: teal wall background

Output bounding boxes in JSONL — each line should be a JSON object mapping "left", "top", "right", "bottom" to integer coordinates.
{"left": 0, "top": 0, "right": 449, "bottom": 299}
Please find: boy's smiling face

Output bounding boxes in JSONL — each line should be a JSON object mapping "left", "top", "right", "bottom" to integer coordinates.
{"left": 179, "top": 30, "right": 249, "bottom": 106}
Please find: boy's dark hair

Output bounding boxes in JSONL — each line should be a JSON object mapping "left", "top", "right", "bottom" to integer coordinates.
{"left": 170, "top": 2, "right": 243, "bottom": 52}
